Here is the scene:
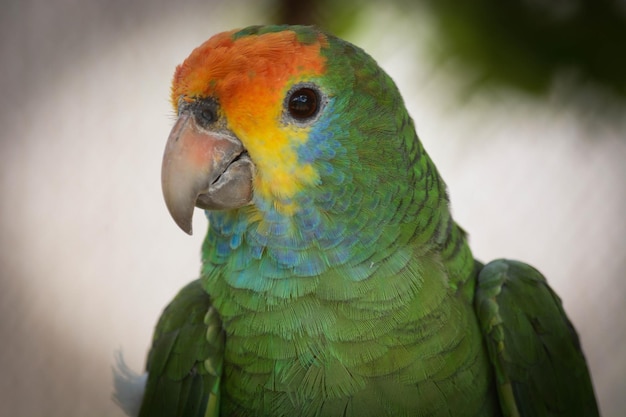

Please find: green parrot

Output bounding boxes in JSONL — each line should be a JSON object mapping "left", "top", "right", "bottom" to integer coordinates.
{"left": 113, "top": 25, "right": 599, "bottom": 417}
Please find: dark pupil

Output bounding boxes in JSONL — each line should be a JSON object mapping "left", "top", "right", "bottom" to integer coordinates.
{"left": 199, "top": 108, "right": 214, "bottom": 124}
{"left": 288, "top": 88, "right": 318, "bottom": 119}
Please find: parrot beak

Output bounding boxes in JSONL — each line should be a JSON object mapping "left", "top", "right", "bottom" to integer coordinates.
{"left": 161, "top": 112, "right": 254, "bottom": 235}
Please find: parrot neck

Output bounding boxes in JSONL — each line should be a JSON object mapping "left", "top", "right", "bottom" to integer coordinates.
{"left": 200, "top": 181, "right": 467, "bottom": 300}
{"left": 202, "top": 195, "right": 425, "bottom": 296}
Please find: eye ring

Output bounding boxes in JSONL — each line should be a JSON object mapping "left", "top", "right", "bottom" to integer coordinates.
{"left": 287, "top": 87, "right": 320, "bottom": 120}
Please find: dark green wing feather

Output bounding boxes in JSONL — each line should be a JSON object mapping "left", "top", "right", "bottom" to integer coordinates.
{"left": 138, "top": 279, "right": 224, "bottom": 417}
{"left": 475, "top": 259, "right": 599, "bottom": 417}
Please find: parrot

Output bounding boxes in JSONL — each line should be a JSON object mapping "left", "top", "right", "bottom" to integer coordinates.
{"left": 113, "top": 25, "right": 599, "bottom": 417}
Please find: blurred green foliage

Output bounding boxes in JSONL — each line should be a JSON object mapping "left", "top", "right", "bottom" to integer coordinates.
{"left": 271, "top": 0, "right": 626, "bottom": 100}
{"left": 269, "top": 0, "right": 364, "bottom": 38}
{"left": 422, "top": 0, "right": 626, "bottom": 96}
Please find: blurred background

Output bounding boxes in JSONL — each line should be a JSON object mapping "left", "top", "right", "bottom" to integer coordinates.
{"left": 1, "top": 0, "right": 624, "bottom": 416}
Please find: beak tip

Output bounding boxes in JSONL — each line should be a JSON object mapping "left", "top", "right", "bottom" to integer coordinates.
{"left": 175, "top": 218, "right": 193, "bottom": 235}
{"left": 162, "top": 191, "right": 195, "bottom": 236}
{"left": 178, "top": 224, "right": 193, "bottom": 235}
{"left": 168, "top": 206, "right": 194, "bottom": 236}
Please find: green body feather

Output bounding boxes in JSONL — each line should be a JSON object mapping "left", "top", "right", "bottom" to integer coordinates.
{"left": 132, "top": 25, "right": 599, "bottom": 417}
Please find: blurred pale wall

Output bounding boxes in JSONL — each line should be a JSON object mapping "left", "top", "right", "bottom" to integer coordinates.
{"left": 0, "top": 1, "right": 624, "bottom": 416}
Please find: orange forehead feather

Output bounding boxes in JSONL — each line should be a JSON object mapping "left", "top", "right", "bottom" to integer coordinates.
{"left": 170, "top": 29, "right": 328, "bottom": 111}
{"left": 169, "top": 29, "right": 329, "bottom": 208}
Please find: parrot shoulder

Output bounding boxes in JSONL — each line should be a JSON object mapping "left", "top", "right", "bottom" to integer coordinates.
{"left": 475, "top": 259, "right": 599, "bottom": 417}
{"left": 115, "top": 279, "right": 224, "bottom": 417}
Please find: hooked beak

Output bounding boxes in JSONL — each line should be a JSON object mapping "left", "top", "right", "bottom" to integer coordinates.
{"left": 161, "top": 112, "right": 254, "bottom": 235}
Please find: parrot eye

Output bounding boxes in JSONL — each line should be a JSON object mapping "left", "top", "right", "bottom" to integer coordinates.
{"left": 287, "top": 88, "right": 319, "bottom": 120}
{"left": 190, "top": 98, "right": 219, "bottom": 129}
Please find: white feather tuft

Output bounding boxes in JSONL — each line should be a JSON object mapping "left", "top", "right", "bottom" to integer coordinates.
{"left": 112, "top": 350, "right": 147, "bottom": 417}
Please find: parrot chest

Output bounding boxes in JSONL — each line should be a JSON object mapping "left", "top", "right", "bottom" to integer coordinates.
{"left": 216, "top": 294, "right": 499, "bottom": 417}
{"left": 201, "top": 215, "right": 499, "bottom": 416}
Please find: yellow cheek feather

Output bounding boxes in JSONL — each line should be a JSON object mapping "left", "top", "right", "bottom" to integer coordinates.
{"left": 251, "top": 126, "right": 317, "bottom": 203}
{"left": 171, "top": 29, "right": 328, "bottom": 214}
{"left": 226, "top": 94, "right": 319, "bottom": 214}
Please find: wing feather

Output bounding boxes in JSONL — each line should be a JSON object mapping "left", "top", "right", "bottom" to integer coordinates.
{"left": 138, "top": 279, "right": 224, "bottom": 417}
{"left": 475, "top": 259, "right": 598, "bottom": 417}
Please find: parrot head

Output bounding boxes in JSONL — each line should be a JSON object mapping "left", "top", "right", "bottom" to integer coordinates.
{"left": 162, "top": 25, "right": 423, "bottom": 236}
